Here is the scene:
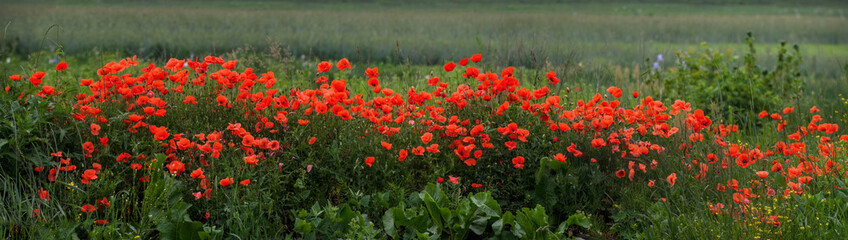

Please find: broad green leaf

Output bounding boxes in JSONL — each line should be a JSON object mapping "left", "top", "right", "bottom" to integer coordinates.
{"left": 382, "top": 208, "right": 397, "bottom": 238}
{"left": 421, "top": 192, "right": 444, "bottom": 231}
{"left": 469, "top": 216, "right": 489, "bottom": 235}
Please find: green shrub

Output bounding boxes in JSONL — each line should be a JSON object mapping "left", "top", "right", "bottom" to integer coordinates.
{"left": 651, "top": 33, "right": 804, "bottom": 125}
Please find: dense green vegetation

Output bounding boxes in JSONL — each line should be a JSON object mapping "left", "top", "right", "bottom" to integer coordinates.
{"left": 2, "top": 0, "right": 847, "bottom": 77}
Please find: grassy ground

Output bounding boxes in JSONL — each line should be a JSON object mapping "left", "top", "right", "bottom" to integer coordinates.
{"left": 2, "top": 48, "right": 847, "bottom": 239}
{"left": 2, "top": 1, "right": 848, "bottom": 239}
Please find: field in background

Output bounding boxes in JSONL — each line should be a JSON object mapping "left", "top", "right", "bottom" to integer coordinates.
{"left": 1, "top": 0, "right": 847, "bottom": 78}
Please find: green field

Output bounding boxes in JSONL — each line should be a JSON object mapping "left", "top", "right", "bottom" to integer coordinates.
{"left": 2, "top": 0, "right": 847, "bottom": 76}
{"left": 2, "top": 1, "right": 848, "bottom": 239}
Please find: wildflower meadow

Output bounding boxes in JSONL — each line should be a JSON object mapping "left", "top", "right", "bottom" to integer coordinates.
{"left": 1, "top": 0, "right": 847, "bottom": 239}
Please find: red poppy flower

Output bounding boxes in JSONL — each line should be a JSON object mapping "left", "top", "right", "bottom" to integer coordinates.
{"left": 381, "top": 141, "right": 392, "bottom": 150}
{"left": 131, "top": 163, "right": 142, "bottom": 170}
{"left": 365, "top": 157, "right": 375, "bottom": 167}
{"left": 591, "top": 138, "right": 606, "bottom": 148}
{"left": 331, "top": 79, "right": 346, "bottom": 92}
{"left": 128, "top": 114, "right": 144, "bottom": 122}
{"left": 29, "top": 72, "right": 45, "bottom": 86}
{"left": 183, "top": 96, "right": 197, "bottom": 105}
{"left": 444, "top": 62, "right": 456, "bottom": 72}
{"left": 470, "top": 54, "right": 482, "bottom": 63}
{"left": 81, "top": 204, "right": 96, "bottom": 213}
{"left": 220, "top": 177, "right": 233, "bottom": 187}
{"left": 758, "top": 110, "right": 768, "bottom": 119}
{"left": 412, "top": 146, "right": 425, "bottom": 155}
{"left": 771, "top": 163, "right": 782, "bottom": 172}
{"left": 317, "top": 61, "right": 332, "bottom": 73}
{"left": 667, "top": 173, "right": 677, "bottom": 187}
{"left": 98, "top": 197, "right": 110, "bottom": 209}
{"left": 177, "top": 138, "right": 194, "bottom": 150}
{"left": 148, "top": 126, "right": 170, "bottom": 141}
{"left": 90, "top": 123, "right": 101, "bottom": 136}
{"left": 398, "top": 149, "right": 408, "bottom": 162}
{"left": 512, "top": 156, "right": 525, "bottom": 169}
{"left": 616, "top": 170, "right": 625, "bottom": 178}
{"left": 82, "top": 142, "right": 95, "bottom": 154}
{"left": 337, "top": 58, "right": 351, "bottom": 71}
{"left": 244, "top": 155, "right": 258, "bottom": 165}
{"left": 308, "top": 137, "right": 316, "bottom": 145}
{"left": 315, "top": 76, "right": 328, "bottom": 83}
{"left": 462, "top": 67, "right": 480, "bottom": 78}
{"left": 504, "top": 141, "right": 517, "bottom": 150}
{"left": 365, "top": 67, "right": 379, "bottom": 77}
{"left": 421, "top": 132, "right": 433, "bottom": 144}
{"left": 606, "top": 86, "right": 622, "bottom": 98}
{"left": 222, "top": 60, "right": 237, "bottom": 70}
{"left": 166, "top": 160, "right": 185, "bottom": 175}
{"left": 533, "top": 86, "right": 549, "bottom": 99}
{"left": 216, "top": 95, "right": 228, "bottom": 107}
{"left": 755, "top": 171, "right": 769, "bottom": 179}
{"left": 449, "top": 175, "right": 460, "bottom": 184}
{"left": 459, "top": 58, "right": 468, "bottom": 66}
{"left": 782, "top": 107, "right": 794, "bottom": 114}
{"left": 367, "top": 77, "right": 380, "bottom": 87}
{"left": 427, "top": 77, "right": 439, "bottom": 86}
{"left": 56, "top": 62, "right": 67, "bottom": 71}
{"left": 735, "top": 154, "right": 753, "bottom": 168}
{"left": 553, "top": 153, "right": 566, "bottom": 162}
{"left": 95, "top": 219, "right": 109, "bottom": 225}
{"left": 240, "top": 179, "right": 250, "bottom": 186}
{"left": 190, "top": 168, "right": 205, "bottom": 179}
{"left": 37, "top": 85, "right": 57, "bottom": 96}
{"left": 426, "top": 144, "right": 439, "bottom": 153}
{"left": 39, "top": 188, "right": 49, "bottom": 201}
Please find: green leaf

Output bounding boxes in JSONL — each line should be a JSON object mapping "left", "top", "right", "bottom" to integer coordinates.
{"left": 565, "top": 213, "right": 591, "bottom": 229}
{"left": 495, "top": 211, "right": 514, "bottom": 235}
{"left": 338, "top": 204, "right": 356, "bottom": 225}
{"left": 294, "top": 219, "right": 314, "bottom": 234}
{"left": 469, "top": 216, "right": 489, "bottom": 235}
{"left": 558, "top": 213, "right": 591, "bottom": 234}
{"left": 382, "top": 208, "right": 397, "bottom": 238}
{"left": 492, "top": 219, "right": 505, "bottom": 235}
{"left": 420, "top": 192, "right": 444, "bottom": 231}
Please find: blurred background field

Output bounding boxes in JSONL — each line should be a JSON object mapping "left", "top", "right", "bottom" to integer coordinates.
{"left": 2, "top": 0, "right": 846, "bottom": 75}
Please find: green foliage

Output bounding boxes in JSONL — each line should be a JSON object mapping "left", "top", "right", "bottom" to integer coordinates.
{"left": 291, "top": 202, "right": 379, "bottom": 239}
{"left": 138, "top": 154, "right": 208, "bottom": 240}
{"left": 652, "top": 33, "right": 805, "bottom": 125}
{"left": 0, "top": 58, "right": 80, "bottom": 239}
{"left": 383, "top": 183, "right": 591, "bottom": 239}
{"left": 284, "top": 184, "right": 592, "bottom": 239}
